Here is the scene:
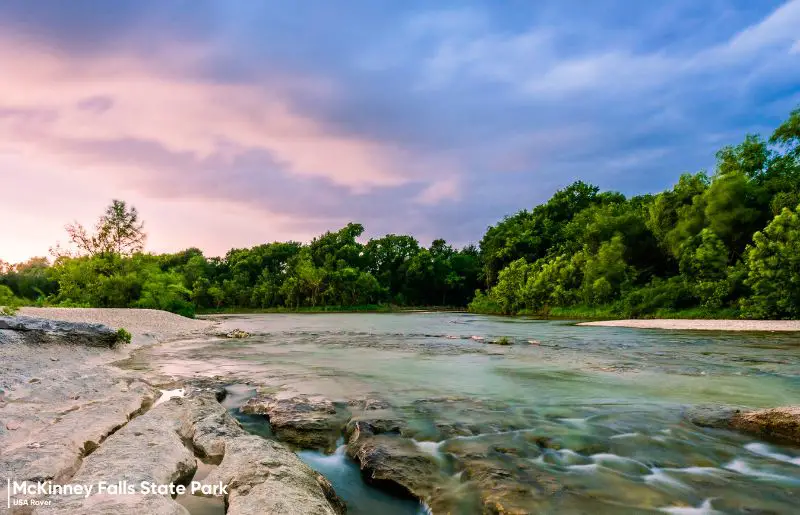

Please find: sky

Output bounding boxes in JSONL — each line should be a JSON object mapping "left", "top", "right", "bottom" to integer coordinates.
{"left": 1, "top": 0, "right": 799, "bottom": 263}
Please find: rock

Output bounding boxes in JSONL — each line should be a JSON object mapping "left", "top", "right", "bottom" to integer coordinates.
{"left": 346, "top": 432, "right": 442, "bottom": 503}
{"left": 687, "top": 404, "right": 800, "bottom": 445}
{"left": 179, "top": 392, "right": 246, "bottom": 462}
{"left": 200, "top": 434, "right": 346, "bottom": 515}
{"left": 684, "top": 405, "right": 743, "bottom": 429}
{"left": 0, "top": 381, "right": 156, "bottom": 485}
{"left": 226, "top": 329, "right": 250, "bottom": 338}
{"left": 241, "top": 394, "right": 344, "bottom": 451}
{"left": 456, "top": 453, "right": 563, "bottom": 514}
{"left": 345, "top": 417, "right": 405, "bottom": 440}
{"left": 48, "top": 400, "right": 197, "bottom": 514}
{"left": 347, "top": 397, "right": 391, "bottom": 411}
{"left": 0, "top": 315, "right": 120, "bottom": 348}
{"left": 5, "top": 420, "right": 21, "bottom": 430}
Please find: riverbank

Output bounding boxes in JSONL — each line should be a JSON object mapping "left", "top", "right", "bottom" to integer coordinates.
{"left": 0, "top": 308, "right": 346, "bottom": 514}
{"left": 578, "top": 318, "right": 800, "bottom": 331}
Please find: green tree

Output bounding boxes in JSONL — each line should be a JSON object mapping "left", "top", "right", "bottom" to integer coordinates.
{"left": 742, "top": 205, "right": 800, "bottom": 318}
{"left": 58, "top": 200, "right": 146, "bottom": 257}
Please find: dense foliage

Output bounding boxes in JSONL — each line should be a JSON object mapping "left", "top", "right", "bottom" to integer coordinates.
{"left": 1, "top": 107, "right": 798, "bottom": 319}
{"left": 473, "top": 108, "right": 800, "bottom": 319}
{"left": 1, "top": 221, "right": 481, "bottom": 317}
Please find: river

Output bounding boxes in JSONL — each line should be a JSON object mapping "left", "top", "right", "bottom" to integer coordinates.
{"left": 136, "top": 313, "right": 800, "bottom": 514}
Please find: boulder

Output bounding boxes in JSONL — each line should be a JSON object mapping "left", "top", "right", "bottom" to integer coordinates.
{"left": 346, "top": 432, "right": 442, "bottom": 502}
{"left": 241, "top": 394, "right": 344, "bottom": 451}
{"left": 200, "top": 434, "right": 346, "bottom": 515}
{"left": 0, "top": 316, "right": 120, "bottom": 348}
{"left": 687, "top": 404, "right": 800, "bottom": 445}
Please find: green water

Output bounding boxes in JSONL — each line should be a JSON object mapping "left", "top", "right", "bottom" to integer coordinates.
{"left": 140, "top": 313, "right": 800, "bottom": 513}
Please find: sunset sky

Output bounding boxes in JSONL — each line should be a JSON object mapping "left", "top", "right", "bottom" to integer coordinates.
{"left": 1, "top": 0, "right": 799, "bottom": 263}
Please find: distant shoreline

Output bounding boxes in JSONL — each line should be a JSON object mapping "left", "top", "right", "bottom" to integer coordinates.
{"left": 577, "top": 319, "right": 800, "bottom": 332}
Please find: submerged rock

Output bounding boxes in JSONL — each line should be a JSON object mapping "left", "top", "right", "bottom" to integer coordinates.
{"left": 0, "top": 315, "right": 120, "bottom": 348}
{"left": 241, "top": 393, "right": 344, "bottom": 451}
{"left": 448, "top": 444, "right": 564, "bottom": 514}
{"left": 686, "top": 404, "right": 800, "bottom": 445}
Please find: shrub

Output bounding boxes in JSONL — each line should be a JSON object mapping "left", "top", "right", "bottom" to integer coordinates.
{"left": 115, "top": 327, "right": 132, "bottom": 344}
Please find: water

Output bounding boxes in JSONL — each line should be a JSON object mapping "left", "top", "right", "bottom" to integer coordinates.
{"left": 135, "top": 313, "right": 800, "bottom": 514}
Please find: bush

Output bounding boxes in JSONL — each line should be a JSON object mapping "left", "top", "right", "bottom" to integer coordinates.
{"left": 115, "top": 327, "right": 132, "bottom": 344}
{"left": 0, "top": 285, "right": 20, "bottom": 316}
{"left": 468, "top": 290, "right": 503, "bottom": 314}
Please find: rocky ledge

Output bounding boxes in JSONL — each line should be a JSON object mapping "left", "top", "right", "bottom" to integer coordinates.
{"left": 0, "top": 315, "right": 346, "bottom": 515}
{"left": 685, "top": 405, "right": 800, "bottom": 445}
{"left": 0, "top": 315, "right": 122, "bottom": 348}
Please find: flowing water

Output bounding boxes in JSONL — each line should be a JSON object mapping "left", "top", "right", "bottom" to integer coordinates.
{"left": 135, "top": 313, "right": 800, "bottom": 514}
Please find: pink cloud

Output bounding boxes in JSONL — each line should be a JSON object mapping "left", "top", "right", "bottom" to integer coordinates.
{"left": 0, "top": 36, "right": 418, "bottom": 191}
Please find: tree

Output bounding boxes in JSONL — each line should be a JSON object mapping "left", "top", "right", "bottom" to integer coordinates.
{"left": 57, "top": 200, "right": 146, "bottom": 257}
{"left": 742, "top": 205, "right": 800, "bottom": 318}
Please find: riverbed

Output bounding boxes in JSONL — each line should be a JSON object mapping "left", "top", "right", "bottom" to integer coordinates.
{"left": 132, "top": 313, "right": 800, "bottom": 513}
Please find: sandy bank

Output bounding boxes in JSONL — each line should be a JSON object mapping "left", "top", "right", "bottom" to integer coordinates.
{"left": 19, "top": 307, "right": 212, "bottom": 341}
{"left": 577, "top": 319, "right": 800, "bottom": 331}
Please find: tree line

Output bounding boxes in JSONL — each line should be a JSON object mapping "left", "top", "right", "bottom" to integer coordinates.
{"left": 473, "top": 107, "right": 800, "bottom": 319}
{"left": 0, "top": 203, "right": 480, "bottom": 317}
{"left": 1, "top": 107, "right": 799, "bottom": 319}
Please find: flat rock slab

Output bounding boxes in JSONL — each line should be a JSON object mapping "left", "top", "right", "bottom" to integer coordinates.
{"left": 45, "top": 400, "right": 197, "bottom": 513}
{"left": 0, "top": 380, "right": 156, "bottom": 485}
{"left": 0, "top": 316, "right": 119, "bottom": 348}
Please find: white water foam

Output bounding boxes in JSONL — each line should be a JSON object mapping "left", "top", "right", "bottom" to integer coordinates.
{"left": 559, "top": 417, "right": 588, "bottom": 428}
{"left": 413, "top": 440, "right": 444, "bottom": 460}
{"left": 610, "top": 432, "right": 641, "bottom": 439}
{"left": 724, "top": 459, "right": 800, "bottom": 483}
{"left": 645, "top": 468, "right": 692, "bottom": 491}
{"left": 744, "top": 442, "right": 800, "bottom": 466}
{"left": 663, "top": 466, "right": 728, "bottom": 478}
{"left": 659, "top": 498, "right": 720, "bottom": 514}
{"left": 567, "top": 463, "right": 599, "bottom": 473}
{"left": 154, "top": 388, "right": 185, "bottom": 406}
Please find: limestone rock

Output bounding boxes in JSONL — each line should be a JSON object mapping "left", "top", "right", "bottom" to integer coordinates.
{"left": 241, "top": 394, "right": 344, "bottom": 451}
{"left": 201, "top": 434, "right": 346, "bottom": 515}
{"left": 346, "top": 433, "right": 442, "bottom": 502}
{"left": 687, "top": 404, "right": 800, "bottom": 445}
{"left": 178, "top": 392, "right": 246, "bottom": 462}
{"left": 0, "top": 316, "right": 120, "bottom": 348}
{"left": 47, "top": 400, "right": 197, "bottom": 513}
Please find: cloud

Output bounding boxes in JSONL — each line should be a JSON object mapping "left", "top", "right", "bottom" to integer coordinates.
{"left": 1, "top": 0, "right": 799, "bottom": 262}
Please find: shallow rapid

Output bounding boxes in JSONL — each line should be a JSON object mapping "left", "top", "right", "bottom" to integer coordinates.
{"left": 134, "top": 313, "right": 800, "bottom": 513}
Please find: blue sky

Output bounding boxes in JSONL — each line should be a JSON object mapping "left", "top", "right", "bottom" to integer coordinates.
{"left": 1, "top": 0, "right": 799, "bottom": 261}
